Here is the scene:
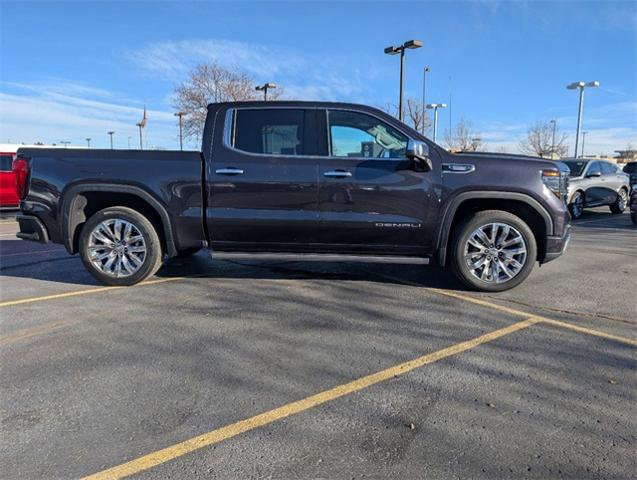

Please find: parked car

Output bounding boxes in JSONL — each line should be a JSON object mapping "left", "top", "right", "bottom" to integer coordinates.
{"left": 623, "top": 162, "right": 637, "bottom": 190}
{"left": 14, "top": 101, "right": 571, "bottom": 292}
{"left": 0, "top": 150, "right": 20, "bottom": 208}
{"left": 562, "top": 159, "right": 630, "bottom": 219}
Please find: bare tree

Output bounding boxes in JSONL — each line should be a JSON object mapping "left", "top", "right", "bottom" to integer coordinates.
{"left": 377, "top": 98, "right": 430, "bottom": 133}
{"left": 173, "top": 62, "right": 282, "bottom": 140}
{"left": 444, "top": 117, "right": 484, "bottom": 152}
{"left": 519, "top": 121, "right": 568, "bottom": 158}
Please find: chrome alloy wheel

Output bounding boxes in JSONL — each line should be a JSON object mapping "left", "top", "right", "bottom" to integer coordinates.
{"left": 464, "top": 222, "right": 527, "bottom": 284}
{"left": 618, "top": 189, "right": 628, "bottom": 210}
{"left": 571, "top": 194, "right": 584, "bottom": 218}
{"left": 88, "top": 219, "right": 146, "bottom": 278}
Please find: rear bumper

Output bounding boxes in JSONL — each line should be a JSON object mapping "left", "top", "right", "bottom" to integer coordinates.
{"left": 16, "top": 214, "right": 50, "bottom": 243}
{"left": 542, "top": 224, "right": 571, "bottom": 264}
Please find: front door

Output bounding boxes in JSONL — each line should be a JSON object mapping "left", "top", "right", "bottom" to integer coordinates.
{"left": 207, "top": 107, "right": 319, "bottom": 250}
{"left": 316, "top": 109, "right": 436, "bottom": 255}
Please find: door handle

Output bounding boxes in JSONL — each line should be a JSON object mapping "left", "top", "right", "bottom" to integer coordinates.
{"left": 215, "top": 168, "right": 244, "bottom": 175}
{"left": 323, "top": 170, "right": 352, "bottom": 178}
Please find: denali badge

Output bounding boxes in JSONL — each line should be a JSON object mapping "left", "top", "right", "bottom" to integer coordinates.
{"left": 375, "top": 222, "right": 422, "bottom": 228}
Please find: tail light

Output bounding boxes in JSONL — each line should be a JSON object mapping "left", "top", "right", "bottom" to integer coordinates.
{"left": 12, "top": 156, "right": 30, "bottom": 200}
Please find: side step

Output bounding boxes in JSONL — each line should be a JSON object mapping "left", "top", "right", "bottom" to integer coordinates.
{"left": 209, "top": 251, "right": 430, "bottom": 265}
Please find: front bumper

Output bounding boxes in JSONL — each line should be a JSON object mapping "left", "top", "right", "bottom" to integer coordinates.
{"left": 16, "top": 214, "right": 50, "bottom": 243}
{"left": 542, "top": 223, "right": 571, "bottom": 264}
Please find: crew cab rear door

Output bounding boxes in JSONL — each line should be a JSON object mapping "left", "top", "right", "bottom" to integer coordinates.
{"left": 206, "top": 107, "right": 320, "bottom": 250}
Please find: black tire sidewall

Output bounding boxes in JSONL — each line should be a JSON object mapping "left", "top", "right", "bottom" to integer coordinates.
{"left": 79, "top": 207, "right": 163, "bottom": 286}
{"left": 569, "top": 192, "right": 583, "bottom": 219}
{"left": 610, "top": 189, "right": 627, "bottom": 214}
{"left": 451, "top": 211, "right": 537, "bottom": 292}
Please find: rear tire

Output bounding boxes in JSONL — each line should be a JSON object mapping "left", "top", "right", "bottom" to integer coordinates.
{"left": 79, "top": 207, "right": 163, "bottom": 286}
{"left": 450, "top": 210, "right": 537, "bottom": 292}
{"left": 609, "top": 189, "right": 628, "bottom": 214}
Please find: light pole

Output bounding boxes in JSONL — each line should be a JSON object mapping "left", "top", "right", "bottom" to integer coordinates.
{"left": 85, "top": 138, "right": 91, "bottom": 149}
{"left": 135, "top": 123, "right": 143, "bottom": 149}
{"left": 549, "top": 120, "right": 557, "bottom": 158}
{"left": 255, "top": 83, "right": 276, "bottom": 101}
{"left": 384, "top": 39, "right": 423, "bottom": 122}
{"left": 426, "top": 103, "right": 447, "bottom": 143}
{"left": 174, "top": 111, "right": 186, "bottom": 150}
{"left": 581, "top": 131, "right": 588, "bottom": 157}
{"left": 107, "top": 131, "right": 115, "bottom": 150}
{"left": 421, "top": 66, "right": 430, "bottom": 134}
{"left": 567, "top": 80, "right": 599, "bottom": 158}
{"left": 60, "top": 140, "right": 70, "bottom": 148}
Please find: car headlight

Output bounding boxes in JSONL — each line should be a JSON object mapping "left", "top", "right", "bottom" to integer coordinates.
{"left": 541, "top": 168, "right": 562, "bottom": 199}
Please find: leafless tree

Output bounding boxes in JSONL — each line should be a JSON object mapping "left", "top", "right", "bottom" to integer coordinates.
{"left": 444, "top": 117, "right": 484, "bottom": 152}
{"left": 378, "top": 98, "right": 430, "bottom": 133}
{"left": 173, "top": 62, "right": 282, "bottom": 140}
{"left": 519, "top": 121, "right": 568, "bottom": 158}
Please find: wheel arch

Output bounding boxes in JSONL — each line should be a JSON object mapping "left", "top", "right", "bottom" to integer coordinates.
{"left": 61, "top": 183, "right": 178, "bottom": 257}
{"left": 436, "top": 191, "right": 553, "bottom": 266}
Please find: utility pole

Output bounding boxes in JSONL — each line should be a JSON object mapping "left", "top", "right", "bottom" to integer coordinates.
{"left": 174, "top": 111, "right": 186, "bottom": 150}
{"left": 421, "top": 66, "right": 430, "bottom": 135}
{"left": 85, "top": 138, "right": 91, "bottom": 149}
{"left": 60, "top": 141, "right": 70, "bottom": 148}
{"left": 107, "top": 131, "right": 115, "bottom": 150}
{"left": 255, "top": 83, "right": 276, "bottom": 101}
{"left": 567, "top": 81, "right": 599, "bottom": 158}
{"left": 136, "top": 106, "right": 147, "bottom": 150}
{"left": 384, "top": 40, "right": 423, "bottom": 122}
{"left": 550, "top": 120, "right": 556, "bottom": 158}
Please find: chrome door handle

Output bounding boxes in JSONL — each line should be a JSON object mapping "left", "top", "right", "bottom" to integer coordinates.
{"left": 215, "top": 168, "right": 244, "bottom": 175}
{"left": 323, "top": 170, "right": 352, "bottom": 178}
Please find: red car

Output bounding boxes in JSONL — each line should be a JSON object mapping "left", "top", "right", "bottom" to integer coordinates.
{"left": 0, "top": 151, "right": 20, "bottom": 208}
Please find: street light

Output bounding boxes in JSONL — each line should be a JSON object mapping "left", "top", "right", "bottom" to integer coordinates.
{"left": 422, "top": 66, "right": 430, "bottom": 134}
{"left": 107, "top": 131, "right": 115, "bottom": 150}
{"left": 566, "top": 80, "right": 599, "bottom": 158}
{"left": 549, "top": 120, "right": 557, "bottom": 158}
{"left": 255, "top": 83, "right": 276, "bottom": 101}
{"left": 384, "top": 39, "right": 423, "bottom": 122}
{"left": 581, "top": 131, "right": 588, "bottom": 157}
{"left": 60, "top": 140, "right": 70, "bottom": 148}
{"left": 174, "top": 111, "right": 186, "bottom": 150}
{"left": 85, "top": 138, "right": 91, "bottom": 149}
{"left": 426, "top": 103, "right": 447, "bottom": 143}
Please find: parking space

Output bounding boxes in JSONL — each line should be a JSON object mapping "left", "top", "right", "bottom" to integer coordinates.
{"left": 1, "top": 209, "right": 635, "bottom": 479}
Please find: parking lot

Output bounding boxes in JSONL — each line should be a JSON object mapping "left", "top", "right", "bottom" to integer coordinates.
{"left": 1, "top": 208, "right": 635, "bottom": 479}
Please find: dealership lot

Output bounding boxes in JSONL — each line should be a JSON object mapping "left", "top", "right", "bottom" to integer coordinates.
{"left": 1, "top": 210, "right": 635, "bottom": 479}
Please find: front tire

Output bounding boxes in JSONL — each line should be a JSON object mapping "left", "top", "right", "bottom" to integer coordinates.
{"left": 79, "top": 207, "right": 163, "bottom": 286}
{"left": 569, "top": 191, "right": 585, "bottom": 219}
{"left": 609, "top": 189, "right": 628, "bottom": 214}
{"left": 450, "top": 210, "right": 537, "bottom": 292}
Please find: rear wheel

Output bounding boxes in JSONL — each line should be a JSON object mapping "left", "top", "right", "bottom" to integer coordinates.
{"left": 609, "top": 188, "right": 628, "bottom": 214}
{"left": 79, "top": 207, "right": 163, "bottom": 286}
{"left": 569, "top": 191, "right": 584, "bottom": 219}
{"left": 450, "top": 210, "right": 537, "bottom": 292}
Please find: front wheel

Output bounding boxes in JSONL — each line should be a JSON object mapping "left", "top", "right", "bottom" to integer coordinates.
{"left": 609, "top": 189, "right": 628, "bottom": 214}
{"left": 79, "top": 207, "right": 163, "bottom": 286}
{"left": 569, "top": 191, "right": 584, "bottom": 219}
{"left": 450, "top": 210, "right": 537, "bottom": 292}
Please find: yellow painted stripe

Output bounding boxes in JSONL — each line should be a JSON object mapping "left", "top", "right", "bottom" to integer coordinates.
{"left": 82, "top": 316, "right": 540, "bottom": 480}
{"left": 0, "top": 276, "right": 185, "bottom": 308}
{"left": 541, "top": 318, "right": 637, "bottom": 347}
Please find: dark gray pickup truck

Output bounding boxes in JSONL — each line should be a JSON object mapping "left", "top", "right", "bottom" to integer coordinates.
{"left": 14, "top": 101, "right": 571, "bottom": 291}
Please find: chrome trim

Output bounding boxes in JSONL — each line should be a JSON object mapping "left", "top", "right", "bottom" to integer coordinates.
{"left": 442, "top": 163, "right": 476, "bottom": 174}
{"left": 215, "top": 168, "right": 244, "bottom": 175}
{"left": 323, "top": 170, "right": 352, "bottom": 178}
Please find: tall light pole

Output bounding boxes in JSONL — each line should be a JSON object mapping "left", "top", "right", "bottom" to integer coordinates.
{"left": 384, "top": 39, "right": 423, "bottom": 122}
{"left": 581, "top": 131, "right": 588, "bottom": 157}
{"left": 421, "top": 66, "right": 430, "bottom": 134}
{"left": 174, "top": 111, "right": 186, "bottom": 150}
{"left": 85, "top": 138, "right": 91, "bottom": 149}
{"left": 567, "top": 80, "right": 599, "bottom": 158}
{"left": 107, "top": 131, "right": 115, "bottom": 150}
{"left": 549, "top": 120, "right": 557, "bottom": 158}
{"left": 60, "top": 140, "right": 70, "bottom": 148}
{"left": 426, "top": 103, "right": 447, "bottom": 143}
{"left": 255, "top": 83, "right": 276, "bottom": 101}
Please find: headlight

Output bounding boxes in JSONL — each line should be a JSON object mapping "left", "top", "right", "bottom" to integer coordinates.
{"left": 541, "top": 168, "right": 562, "bottom": 199}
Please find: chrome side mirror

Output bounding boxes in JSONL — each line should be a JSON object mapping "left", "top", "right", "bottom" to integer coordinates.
{"left": 406, "top": 139, "right": 432, "bottom": 171}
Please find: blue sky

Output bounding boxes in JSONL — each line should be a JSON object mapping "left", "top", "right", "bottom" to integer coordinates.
{"left": 1, "top": 0, "right": 635, "bottom": 153}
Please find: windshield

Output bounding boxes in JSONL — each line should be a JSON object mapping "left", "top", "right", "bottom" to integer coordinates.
{"left": 563, "top": 160, "right": 588, "bottom": 177}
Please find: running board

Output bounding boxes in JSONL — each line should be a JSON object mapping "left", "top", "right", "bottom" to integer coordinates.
{"left": 210, "top": 251, "right": 430, "bottom": 265}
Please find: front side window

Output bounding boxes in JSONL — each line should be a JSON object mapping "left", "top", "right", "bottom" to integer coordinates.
{"left": 601, "top": 162, "right": 617, "bottom": 175}
{"left": 233, "top": 109, "right": 305, "bottom": 155}
{"left": 328, "top": 110, "right": 407, "bottom": 159}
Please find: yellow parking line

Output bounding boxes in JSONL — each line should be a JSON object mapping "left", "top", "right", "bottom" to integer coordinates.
{"left": 541, "top": 318, "right": 637, "bottom": 347}
{"left": 82, "top": 316, "right": 540, "bottom": 480}
{"left": 0, "top": 276, "right": 185, "bottom": 308}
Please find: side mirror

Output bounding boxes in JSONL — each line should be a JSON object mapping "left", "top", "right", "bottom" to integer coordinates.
{"left": 406, "top": 139, "right": 432, "bottom": 172}
{"left": 586, "top": 171, "right": 601, "bottom": 178}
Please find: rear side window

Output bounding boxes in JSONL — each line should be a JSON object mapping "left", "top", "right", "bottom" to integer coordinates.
{"left": 0, "top": 155, "right": 13, "bottom": 171}
{"left": 232, "top": 109, "right": 305, "bottom": 155}
{"left": 601, "top": 162, "right": 617, "bottom": 174}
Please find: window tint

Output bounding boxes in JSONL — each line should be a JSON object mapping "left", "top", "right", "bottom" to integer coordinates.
{"left": 563, "top": 160, "right": 587, "bottom": 176}
{"left": 233, "top": 109, "right": 305, "bottom": 155}
{"left": 0, "top": 155, "right": 12, "bottom": 171}
{"left": 623, "top": 162, "right": 637, "bottom": 174}
{"left": 328, "top": 110, "right": 407, "bottom": 159}
{"left": 601, "top": 162, "right": 617, "bottom": 175}
{"left": 587, "top": 162, "right": 601, "bottom": 176}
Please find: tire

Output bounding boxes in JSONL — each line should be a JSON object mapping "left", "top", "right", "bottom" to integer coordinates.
{"left": 609, "top": 188, "right": 628, "bottom": 214}
{"left": 568, "top": 191, "right": 585, "bottom": 219}
{"left": 175, "top": 247, "right": 201, "bottom": 258}
{"left": 450, "top": 210, "right": 537, "bottom": 292}
{"left": 79, "top": 207, "right": 163, "bottom": 286}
